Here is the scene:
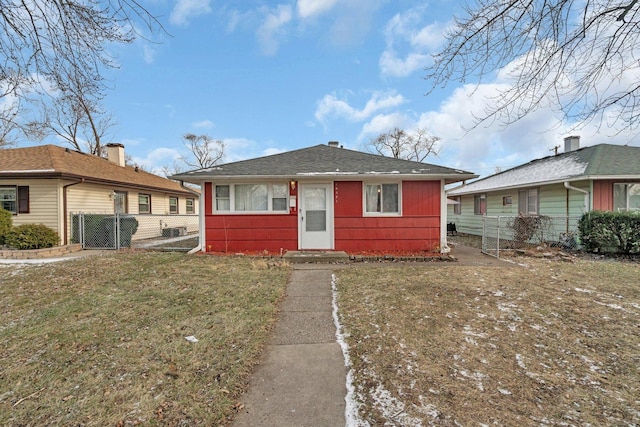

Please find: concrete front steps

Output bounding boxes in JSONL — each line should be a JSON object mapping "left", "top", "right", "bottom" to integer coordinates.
{"left": 283, "top": 251, "right": 350, "bottom": 264}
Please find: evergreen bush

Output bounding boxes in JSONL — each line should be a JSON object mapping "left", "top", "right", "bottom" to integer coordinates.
{"left": 0, "top": 208, "right": 12, "bottom": 245}
{"left": 578, "top": 211, "right": 640, "bottom": 254}
{"left": 5, "top": 224, "right": 60, "bottom": 250}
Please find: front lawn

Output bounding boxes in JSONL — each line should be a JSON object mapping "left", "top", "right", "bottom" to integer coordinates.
{"left": 336, "top": 258, "right": 640, "bottom": 425}
{"left": 0, "top": 253, "right": 290, "bottom": 426}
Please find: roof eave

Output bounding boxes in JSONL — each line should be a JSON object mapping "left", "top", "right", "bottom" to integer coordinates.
{"left": 450, "top": 172, "right": 640, "bottom": 195}
{"left": 0, "top": 171, "right": 198, "bottom": 196}
{"left": 173, "top": 172, "right": 478, "bottom": 184}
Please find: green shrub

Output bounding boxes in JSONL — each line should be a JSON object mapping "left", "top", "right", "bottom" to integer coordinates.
{"left": 5, "top": 224, "right": 60, "bottom": 250}
{"left": 0, "top": 208, "right": 12, "bottom": 245}
{"left": 578, "top": 211, "right": 640, "bottom": 254}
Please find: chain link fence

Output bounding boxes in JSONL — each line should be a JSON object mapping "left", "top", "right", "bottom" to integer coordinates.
{"left": 482, "top": 215, "right": 582, "bottom": 258}
{"left": 71, "top": 213, "right": 199, "bottom": 250}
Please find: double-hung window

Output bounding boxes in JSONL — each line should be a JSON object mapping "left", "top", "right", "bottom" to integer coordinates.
{"left": 214, "top": 184, "right": 289, "bottom": 213}
{"left": 613, "top": 183, "right": 640, "bottom": 211}
{"left": 518, "top": 188, "right": 538, "bottom": 215}
{"left": 138, "top": 194, "right": 151, "bottom": 214}
{"left": 169, "top": 197, "right": 179, "bottom": 214}
{"left": 186, "top": 198, "right": 195, "bottom": 214}
{"left": 452, "top": 196, "right": 461, "bottom": 215}
{"left": 0, "top": 186, "right": 30, "bottom": 214}
{"left": 365, "top": 183, "right": 399, "bottom": 215}
{"left": 474, "top": 193, "right": 486, "bottom": 215}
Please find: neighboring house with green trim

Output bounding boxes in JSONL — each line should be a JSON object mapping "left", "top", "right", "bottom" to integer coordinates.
{"left": 447, "top": 137, "right": 640, "bottom": 236}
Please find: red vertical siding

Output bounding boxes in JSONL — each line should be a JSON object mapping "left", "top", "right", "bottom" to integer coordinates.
{"left": 202, "top": 180, "right": 443, "bottom": 253}
{"left": 204, "top": 214, "right": 297, "bottom": 253}
{"left": 204, "top": 182, "right": 212, "bottom": 215}
{"left": 402, "top": 181, "right": 441, "bottom": 215}
{"left": 593, "top": 180, "right": 613, "bottom": 211}
{"left": 333, "top": 180, "right": 442, "bottom": 252}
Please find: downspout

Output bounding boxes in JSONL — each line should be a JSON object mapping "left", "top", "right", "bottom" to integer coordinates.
{"left": 440, "top": 178, "right": 451, "bottom": 253}
{"left": 564, "top": 181, "right": 590, "bottom": 213}
{"left": 177, "top": 179, "right": 202, "bottom": 254}
{"left": 193, "top": 181, "right": 206, "bottom": 254}
{"left": 63, "top": 179, "right": 84, "bottom": 245}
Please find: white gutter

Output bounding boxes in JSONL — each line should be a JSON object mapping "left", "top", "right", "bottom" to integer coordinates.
{"left": 564, "top": 181, "right": 590, "bottom": 212}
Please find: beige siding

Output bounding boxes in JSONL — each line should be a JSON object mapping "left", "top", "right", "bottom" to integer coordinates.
{"left": 0, "top": 179, "right": 62, "bottom": 241}
{"left": 66, "top": 182, "right": 117, "bottom": 214}
{"left": 66, "top": 184, "right": 199, "bottom": 243}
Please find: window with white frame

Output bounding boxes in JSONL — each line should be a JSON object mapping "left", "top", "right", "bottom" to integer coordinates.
{"left": 365, "top": 183, "right": 399, "bottom": 214}
{"left": 215, "top": 185, "right": 231, "bottom": 211}
{"left": 613, "top": 183, "right": 640, "bottom": 211}
{"left": 214, "top": 183, "right": 289, "bottom": 213}
{"left": 0, "top": 187, "right": 17, "bottom": 213}
{"left": 518, "top": 188, "right": 538, "bottom": 214}
{"left": 169, "top": 196, "right": 179, "bottom": 214}
{"left": 138, "top": 194, "right": 151, "bottom": 214}
{"left": 186, "top": 198, "right": 195, "bottom": 214}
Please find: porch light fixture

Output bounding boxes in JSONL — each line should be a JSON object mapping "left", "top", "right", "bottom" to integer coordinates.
{"left": 290, "top": 180, "right": 296, "bottom": 191}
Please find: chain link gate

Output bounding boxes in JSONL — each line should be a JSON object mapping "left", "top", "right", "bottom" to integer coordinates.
{"left": 72, "top": 213, "right": 139, "bottom": 249}
{"left": 482, "top": 215, "right": 582, "bottom": 258}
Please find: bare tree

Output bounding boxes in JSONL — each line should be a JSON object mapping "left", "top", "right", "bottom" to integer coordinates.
{"left": 425, "top": 0, "right": 640, "bottom": 132}
{"left": 0, "top": 0, "right": 160, "bottom": 142}
{"left": 27, "top": 90, "right": 116, "bottom": 156}
{"left": 369, "top": 127, "right": 440, "bottom": 162}
{"left": 181, "top": 133, "right": 225, "bottom": 169}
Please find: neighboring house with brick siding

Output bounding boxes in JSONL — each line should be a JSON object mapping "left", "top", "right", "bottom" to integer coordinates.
{"left": 0, "top": 143, "right": 199, "bottom": 245}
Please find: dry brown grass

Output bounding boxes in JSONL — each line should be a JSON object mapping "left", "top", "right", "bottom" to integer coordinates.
{"left": 336, "top": 258, "right": 640, "bottom": 425}
{"left": 0, "top": 252, "right": 290, "bottom": 426}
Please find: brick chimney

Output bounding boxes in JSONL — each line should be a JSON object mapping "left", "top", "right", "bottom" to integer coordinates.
{"left": 564, "top": 136, "right": 580, "bottom": 153}
{"left": 106, "top": 143, "right": 125, "bottom": 167}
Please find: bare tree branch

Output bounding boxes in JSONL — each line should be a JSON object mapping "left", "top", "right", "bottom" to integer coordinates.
{"left": 369, "top": 127, "right": 440, "bottom": 162}
{"left": 0, "top": 0, "right": 163, "bottom": 144}
{"left": 180, "top": 133, "right": 225, "bottom": 169}
{"left": 425, "top": 0, "right": 640, "bottom": 132}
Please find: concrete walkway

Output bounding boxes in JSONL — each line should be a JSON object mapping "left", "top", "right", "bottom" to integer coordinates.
{"left": 232, "top": 266, "right": 347, "bottom": 427}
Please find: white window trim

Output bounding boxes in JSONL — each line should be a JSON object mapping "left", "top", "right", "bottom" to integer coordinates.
{"left": 362, "top": 181, "right": 402, "bottom": 217}
{"left": 213, "top": 183, "right": 290, "bottom": 214}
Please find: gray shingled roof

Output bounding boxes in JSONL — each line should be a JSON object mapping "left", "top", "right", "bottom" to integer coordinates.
{"left": 448, "top": 144, "right": 640, "bottom": 195}
{"left": 172, "top": 144, "right": 477, "bottom": 183}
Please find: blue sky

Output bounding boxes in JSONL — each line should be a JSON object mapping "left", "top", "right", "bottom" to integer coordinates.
{"left": 55, "top": 0, "right": 640, "bottom": 177}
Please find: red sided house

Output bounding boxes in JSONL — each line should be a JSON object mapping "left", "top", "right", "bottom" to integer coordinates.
{"left": 172, "top": 143, "right": 477, "bottom": 254}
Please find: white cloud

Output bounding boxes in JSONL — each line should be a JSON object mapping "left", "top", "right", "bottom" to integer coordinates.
{"left": 297, "top": 0, "right": 338, "bottom": 19}
{"left": 256, "top": 5, "right": 293, "bottom": 55}
{"left": 131, "top": 147, "right": 182, "bottom": 175}
{"left": 359, "top": 112, "right": 412, "bottom": 139}
{"left": 192, "top": 119, "right": 215, "bottom": 129}
{"left": 143, "top": 45, "right": 156, "bottom": 64}
{"left": 315, "top": 90, "right": 406, "bottom": 124}
{"left": 170, "top": 0, "right": 212, "bottom": 26}
{"left": 379, "top": 7, "right": 449, "bottom": 78}
{"left": 379, "top": 51, "right": 430, "bottom": 79}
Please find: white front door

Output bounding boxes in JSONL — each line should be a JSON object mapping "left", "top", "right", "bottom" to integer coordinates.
{"left": 299, "top": 183, "right": 333, "bottom": 250}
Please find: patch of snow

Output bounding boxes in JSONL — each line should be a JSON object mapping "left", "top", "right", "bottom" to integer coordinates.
{"left": 574, "top": 288, "right": 594, "bottom": 293}
{"left": 498, "top": 388, "right": 512, "bottom": 395}
{"left": 448, "top": 153, "right": 588, "bottom": 194}
{"left": 516, "top": 354, "right": 527, "bottom": 370}
{"left": 332, "top": 274, "right": 362, "bottom": 426}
